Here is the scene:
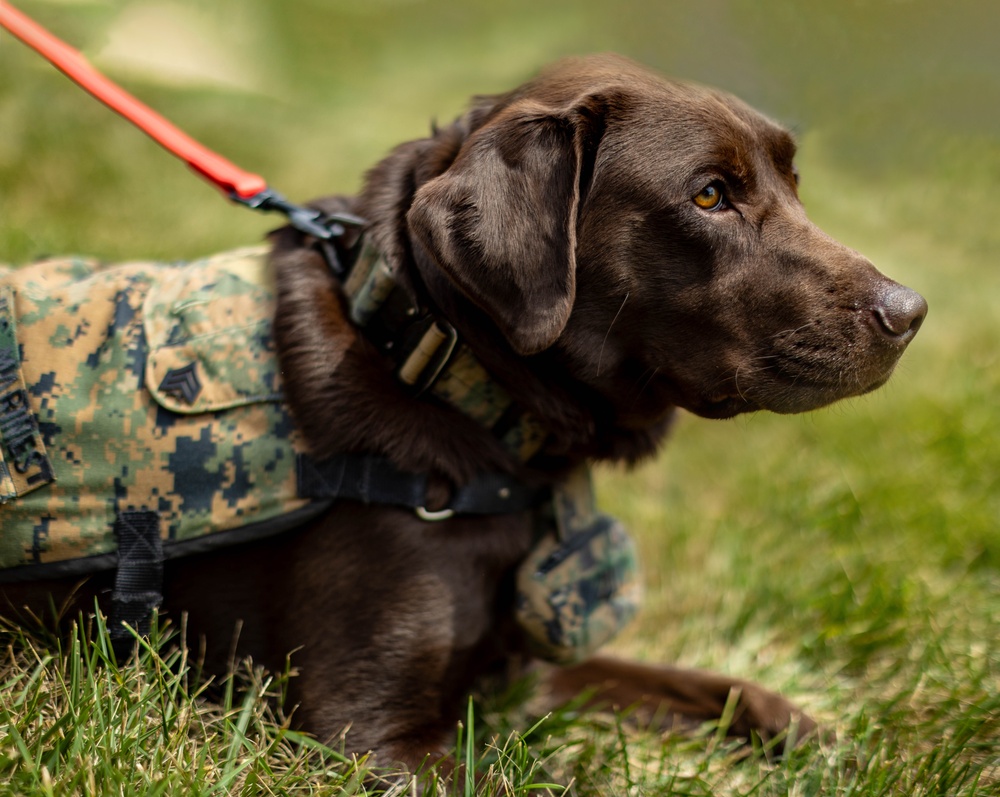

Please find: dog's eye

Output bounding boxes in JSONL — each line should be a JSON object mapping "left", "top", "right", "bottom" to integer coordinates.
{"left": 693, "top": 183, "right": 726, "bottom": 211}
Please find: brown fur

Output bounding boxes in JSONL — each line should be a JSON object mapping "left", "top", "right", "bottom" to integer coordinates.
{"left": 2, "top": 55, "right": 926, "bottom": 772}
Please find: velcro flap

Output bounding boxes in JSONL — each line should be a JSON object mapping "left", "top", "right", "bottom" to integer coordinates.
{"left": 143, "top": 246, "right": 284, "bottom": 414}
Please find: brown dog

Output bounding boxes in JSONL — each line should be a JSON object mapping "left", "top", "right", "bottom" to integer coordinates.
{"left": 1, "top": 54, "right": 925, "bottom": 771}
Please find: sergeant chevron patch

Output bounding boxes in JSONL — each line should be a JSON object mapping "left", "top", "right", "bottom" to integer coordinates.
{"left": 158, "top": 361, "right": 202, "bottom": 405}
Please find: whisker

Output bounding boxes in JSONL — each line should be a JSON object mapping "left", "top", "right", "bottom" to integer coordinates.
{"left": 734, "top": 364, "right": 746, "bottom": 400}
{"left": 631, "top": 366, "right": 661, "bottom": 407}
{"left": 596, "top": 292, "right": 629, "bottom": 377}
{"left": 772, "top": 322, "right": 814, "bottom": 339}
{"left": 632, "top": 366, "right": 657, "bottom": 391}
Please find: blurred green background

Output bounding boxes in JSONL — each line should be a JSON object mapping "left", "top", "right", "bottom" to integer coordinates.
{"left": 2, "top": 0, "right": 999, "bottom": 759}
{"left": 4, "top": 0, "right": 999, "bottom": 266}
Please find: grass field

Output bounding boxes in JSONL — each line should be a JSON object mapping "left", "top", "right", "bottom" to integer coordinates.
{"left": 2, "top": 0, "right": 999, "bottom": 794}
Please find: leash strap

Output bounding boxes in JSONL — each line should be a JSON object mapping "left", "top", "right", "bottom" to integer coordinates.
{"left": 0, "top": 1, "right": 264, "bottom": 199}
{"left": 0, "top": 1, "right": 363, "bottom": 248}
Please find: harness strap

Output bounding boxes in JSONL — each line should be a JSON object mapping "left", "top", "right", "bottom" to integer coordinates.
{"left": 109, "top": 510, "right": 163, "bottom": 660}
{"left": 297, "top": 453, "right": 547, "bottom": 520}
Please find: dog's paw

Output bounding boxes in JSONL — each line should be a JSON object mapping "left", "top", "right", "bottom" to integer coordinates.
{"left": 723, "top": 679, "right": 818, "bottom": 751}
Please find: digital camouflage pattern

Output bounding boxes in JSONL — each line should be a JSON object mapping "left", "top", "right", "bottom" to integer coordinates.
{"left": 515, "top": 465, "right": 642, "bottom": 664}
{"left": 0, "top": 247, "right": 314, "bottom": 574}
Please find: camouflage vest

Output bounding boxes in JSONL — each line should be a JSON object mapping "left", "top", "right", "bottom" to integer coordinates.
{"left": 0, "top": 245, "right": 639, "bottom": 663}
{"left": 0, "top": 246, "right": 323, "bottom": 578}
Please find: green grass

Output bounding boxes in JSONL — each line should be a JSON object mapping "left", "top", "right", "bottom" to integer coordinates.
{"left": 3, "top": 0, "right": 1000, "bottom": 794}
{"left": 0, "top": 614, "right": 382, "bottom": 795}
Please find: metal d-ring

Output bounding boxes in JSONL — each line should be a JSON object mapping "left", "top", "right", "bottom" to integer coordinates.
{"left": 415, "top": 506, "right": 456, "bottom": 522}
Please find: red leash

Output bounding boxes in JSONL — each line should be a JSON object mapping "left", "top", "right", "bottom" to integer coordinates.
{"left": 0, "top": 1, "right": 362, "bottom": 252}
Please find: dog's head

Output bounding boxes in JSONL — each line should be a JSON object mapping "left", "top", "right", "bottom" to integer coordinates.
{"left": 405, "top": 54, "right": 926, "bottom": 429}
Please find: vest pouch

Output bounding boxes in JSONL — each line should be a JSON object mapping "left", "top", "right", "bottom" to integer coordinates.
{"left": 515, "top": 467, "right": 641, "bottom": 664}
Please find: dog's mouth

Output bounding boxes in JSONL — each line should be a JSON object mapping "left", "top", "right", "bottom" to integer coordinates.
{"left": 691, "top": 299, "right": 926, "bottom": 419}
{"left": 690, "top": 350, "right": 900, "bottom": 419}
{"left": 704, "top": 365, "right": 895, "bottom": 417}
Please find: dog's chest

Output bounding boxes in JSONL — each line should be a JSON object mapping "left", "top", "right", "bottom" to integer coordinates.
{"left": 0, "top": 247, "right": 316, "bottom": 576}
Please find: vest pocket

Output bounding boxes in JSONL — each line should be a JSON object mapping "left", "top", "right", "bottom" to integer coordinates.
{"left": 143, "top": 246, "right": 283, "bottom": 414}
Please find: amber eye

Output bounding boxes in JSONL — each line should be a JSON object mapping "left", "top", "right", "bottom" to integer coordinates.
{"left": 693, "top": 182, "right": 726, "bottom": 210}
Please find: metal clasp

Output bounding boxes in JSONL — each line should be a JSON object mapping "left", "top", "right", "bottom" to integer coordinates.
{"left": 415, "top": 506, "right": 456, "bottom": 522}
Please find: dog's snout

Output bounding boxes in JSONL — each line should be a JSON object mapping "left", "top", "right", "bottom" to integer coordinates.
{"left": 872, "top": 283, "right": 927, "bottom": 344}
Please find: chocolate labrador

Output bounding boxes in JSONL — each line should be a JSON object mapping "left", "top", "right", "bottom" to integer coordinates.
{"left": 1, "top": 54, "right": 925, "bottom": 772}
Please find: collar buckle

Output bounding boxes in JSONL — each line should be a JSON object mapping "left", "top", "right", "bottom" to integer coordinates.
{"left": 398, "top": 317, "right": 459, "bottom": 395}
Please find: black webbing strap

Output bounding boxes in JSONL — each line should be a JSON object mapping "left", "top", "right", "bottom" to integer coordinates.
{"left": 297, "top": 453, "right": 547, "bottom": 517}
{"left": 109, "top": 509, "right": 163, "bottom": 660}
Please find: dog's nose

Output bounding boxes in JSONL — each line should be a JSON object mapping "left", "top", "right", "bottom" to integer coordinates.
{"left": 872, "top": 283, "right": 928, "bottom": 344}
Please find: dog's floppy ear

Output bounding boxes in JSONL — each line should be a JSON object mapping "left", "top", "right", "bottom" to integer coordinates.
{"left": 407, "top": 101, "right": 595, "bottom": 356}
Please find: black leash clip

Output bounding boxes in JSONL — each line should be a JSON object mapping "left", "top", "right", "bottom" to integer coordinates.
{"left": 231, "top": 187, "right": 367, "bottom": 276}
